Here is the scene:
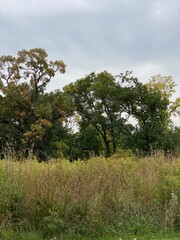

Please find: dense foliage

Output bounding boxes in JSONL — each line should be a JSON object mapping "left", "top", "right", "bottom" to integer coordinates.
{"left": 0, "top": 48, "right": 180, "bottom": 159}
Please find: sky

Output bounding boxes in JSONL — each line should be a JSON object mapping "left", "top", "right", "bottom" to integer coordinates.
{"left": 0, "top": 0, "right": 180, "bottom": 125}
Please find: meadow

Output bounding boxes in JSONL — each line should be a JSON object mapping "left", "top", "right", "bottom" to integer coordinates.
{"left": 0, "top": 154, "right": 179, "bottom": 239}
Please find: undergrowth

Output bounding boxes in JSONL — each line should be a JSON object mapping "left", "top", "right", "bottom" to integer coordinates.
{"left": 0, "top": 154, "right": 179, "bottom": 238}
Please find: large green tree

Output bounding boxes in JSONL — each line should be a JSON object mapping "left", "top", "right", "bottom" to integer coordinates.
{"left": 64, "top": 71, "right": 171, "bottom": 157}
{"left": 64, "top": 71, "right": 142, "bottom": 157}
{"left": 131, "top": 85, "right": 169, "bottom": 154}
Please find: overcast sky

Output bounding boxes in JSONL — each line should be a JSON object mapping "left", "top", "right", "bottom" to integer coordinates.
{"left": 0, "top": 0, "right": 180, "bottom": 125}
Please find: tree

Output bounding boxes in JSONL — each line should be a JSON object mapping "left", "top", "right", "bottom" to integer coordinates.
{"left": 147, "top": 75, "right": 180, "bottom": 118}
{"left": 16, "top": 48, "right": 66, "bottom": 102}
{"left": 161, "top": 126, "right": 180, "bottom": 156}
{"left": 23, "top": 90, "right": 73, "bottom": 156}
{"left": 130, "top": 85, "right": 170, "bottom": 154}
{"left": 0, "top": 55, "right": 20, "bottom": 87}
{"left": 69, "top": 126, "right": 101, "bottom": 160}
{"left": 64, "top": 71, "right": 143, "bottom": 157}
{"left": 64, "top": 71, "right": 173, "bottom": 157}
{"left": 143, "top": 75, "right": 180, "bottom": 155}
{"left": 0, "top": 82, "right": 32, "bottom": 152}
{"left": 0, "top": 48, "right": 67, "bottom": 156}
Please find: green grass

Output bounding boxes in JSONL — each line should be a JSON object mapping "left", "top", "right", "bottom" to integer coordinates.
{"left": 0, "top": 231, "right": 179, "bottom": 240}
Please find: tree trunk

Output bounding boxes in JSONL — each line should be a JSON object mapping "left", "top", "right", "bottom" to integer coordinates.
{"left": 104, "top": 137, "right": 111, "bottom": 157}
{"left": 112, "top": 138, "right": 116, "bottom": 154}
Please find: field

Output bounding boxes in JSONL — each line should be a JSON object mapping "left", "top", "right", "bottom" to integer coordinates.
{"left": 0, "top": 154, "right": 179, "bottom": 239}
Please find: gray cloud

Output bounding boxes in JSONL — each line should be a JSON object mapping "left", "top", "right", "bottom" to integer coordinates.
{"left": 0, "top": 0, "right": 179, "bottom": 125}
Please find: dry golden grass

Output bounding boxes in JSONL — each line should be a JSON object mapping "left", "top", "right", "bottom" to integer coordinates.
{"left": 0, "top": 154, "right": 179, "bottom": 236}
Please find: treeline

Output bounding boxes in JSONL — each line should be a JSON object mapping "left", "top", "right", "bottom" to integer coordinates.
{"left": 0, "top": 48, "right": 179, "bottom": 160}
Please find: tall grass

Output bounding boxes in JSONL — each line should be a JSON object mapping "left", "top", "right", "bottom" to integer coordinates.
{"left": 0, "top": 154, "right": 179, "bottom": 238}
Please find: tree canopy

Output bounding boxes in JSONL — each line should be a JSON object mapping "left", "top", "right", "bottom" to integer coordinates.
{"left": 64, "top": 71, "right": 173, "bottom": 157}
{"left": 0, "top": 48, "right": 179, "bottom": 159}
{"left": 0, "top": 48, "right": 69, "bottom": 157}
